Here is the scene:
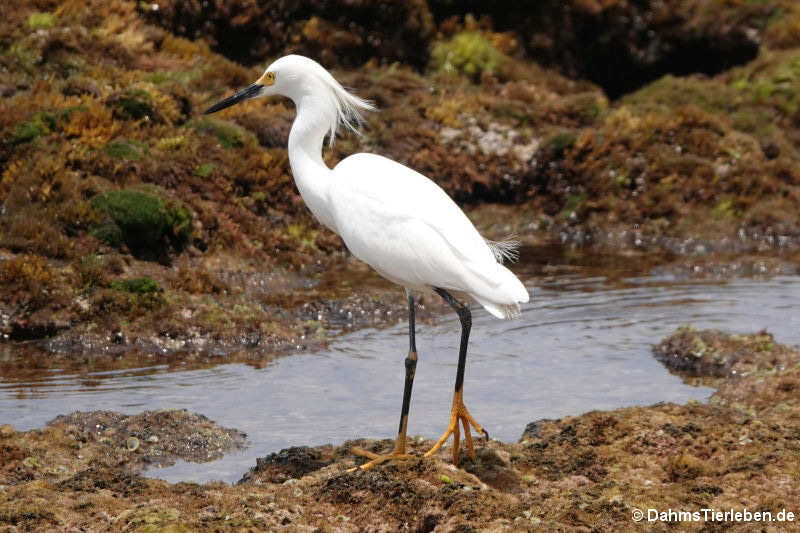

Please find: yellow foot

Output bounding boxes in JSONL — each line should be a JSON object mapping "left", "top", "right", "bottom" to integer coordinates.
{"left": 349, "top": 446, "right": 415, "bottom": 471}
{"left": 424, "top": 392, "right": 488, "bottom": 465}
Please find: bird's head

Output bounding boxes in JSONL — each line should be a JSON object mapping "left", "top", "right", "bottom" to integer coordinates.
{"left": 204, "top": 55, "right": 374, "bottom": 146}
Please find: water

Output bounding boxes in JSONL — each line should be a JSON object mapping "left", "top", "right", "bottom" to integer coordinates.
{"left": 1, "top": 251, "right": 798, "bottom": 484}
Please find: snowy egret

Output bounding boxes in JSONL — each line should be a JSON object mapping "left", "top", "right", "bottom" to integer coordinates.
{"left": 206, "top": 55, "right": 529, "bottom": 468}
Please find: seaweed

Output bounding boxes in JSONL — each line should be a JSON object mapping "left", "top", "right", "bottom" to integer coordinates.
{"left": 102, "top": 139, "right": 147, "bottom": 160}
{"left": 430, "top": 31, "right": 507, "bottom": 80}
{"left": 9, "top": 112, "right": 57, "bottom": 145}
{"left": 107, "top": 89, "right": 157, "bottom": 121}
{"left": 89, "top": 189, "right": 191, "bottom": 260}
{"left": 190, "top": 118, "right": 253, "bottom": 149}
{"left": 26, "top": 12, "right": 56, "bottom": 30}
{"left": 0, "top": 255, "right": 58, "bottom": 310}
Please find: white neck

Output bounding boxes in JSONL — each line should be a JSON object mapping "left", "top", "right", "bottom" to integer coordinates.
{"left": 287, "top": 95, "right": 337, "bottom": 232}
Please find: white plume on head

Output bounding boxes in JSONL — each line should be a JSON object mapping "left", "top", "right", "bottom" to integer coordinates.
{"left": 281, "top": 55, "right": 375, "bottom": 147}
{"left": 320, "top": 69, "right": 375, "bottom": 147}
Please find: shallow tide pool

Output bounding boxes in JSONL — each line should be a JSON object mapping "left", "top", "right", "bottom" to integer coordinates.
{"left": 1, "top": 252, "right": 798, "bottom": 484}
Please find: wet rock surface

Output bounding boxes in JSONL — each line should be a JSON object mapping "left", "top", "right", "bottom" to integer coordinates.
{"left": 0, "top": 328, "right": 797, "bottom": 531}
{"left": 654, "top": 326, "right": 800, "bottom": 380}
{"left": 238, "top": 445, "right": 336, "bottom": 485}
{"left": 0, "top": 409, "right": 244, "bottom": 491}
{"left": 50, "top": 409, "right": 247, "bottom": 469}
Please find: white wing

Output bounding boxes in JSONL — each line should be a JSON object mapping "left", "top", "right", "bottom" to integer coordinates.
{"left": 329, "top": 153, "right": 529, "bottom": 318}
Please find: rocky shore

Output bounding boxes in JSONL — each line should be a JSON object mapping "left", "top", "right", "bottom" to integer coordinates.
{"left": 0, "top": 327, "right": 797, "bottom": 531}
{"left": 2, "top": 1, "right": 800, "bottom": 530}
{"left": 1, "top": 0, "right": 799, "bottom": 355}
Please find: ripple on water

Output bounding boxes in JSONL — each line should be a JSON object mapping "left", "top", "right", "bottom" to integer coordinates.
{"left": 1, "top": 272, "right": 799, "bottom": 484}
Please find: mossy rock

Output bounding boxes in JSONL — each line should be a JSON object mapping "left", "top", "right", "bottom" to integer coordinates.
{"left": 430, "top": 31, "right": 508, "bottom": 80}
{"left": 10, "top": 112, "right": 57, "bottom": 145}
{"left": 102, "top": 140, "right": 148, "bottom": 160}
{"left": 90, "top": 190, "right": 191, "bottom": 260}
{"left": 545, "top": 131, "right": 578, "bottom": 155}
{"left": 165, "top": 203, "right": 192, "bottom": 247}
{"left": 27, "top": 12, "right": 56, "bottom": 30}
{"left": 111, "top": 277, "right": 161, "bottom": 294}
{"left": 108, "top": 89, "right": 157, "bottom": 121}
{"left": 190, "top": 118, "right": 253, "bottom": 149}
{"left": 194, "top": 163, "right": 216, "bottom": 177}
{"left": 104, "top": 277, "right": 166, "bottom": 311}
{"left": 9, "top": 107, "right": 88, "bottom": 145}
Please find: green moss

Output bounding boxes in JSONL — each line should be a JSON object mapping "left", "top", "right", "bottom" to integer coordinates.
{"left": 430, "top": 31, "right": 507, "bottom": 80}
{"left": 111, "top": 277, "right": 161, "bottom": 294}
{"left": 102, "top": 140, "right": 148, "bottom": 160}
{"left": 8, "top": 41, "right": 40, "bottom": 72}
{"left": 60, "top": 104, "right": 89, "bottom": 120}
{"left": 734, "top": 52, "right": 800, "bottom": 115}
{"left": 89, "top": 221, "right": 124, "bottom": 248}
{"left": 91, "top": 190, "right": 166, "bottom": 256}
{"left": 165, "top": 202, "right": 192, "bottom": 247}
{"left": 560, "top": 191, "right": 587, "bottom": 220}
{"left": 11, "top": 122, "right": 45, "bottom": 145}
{"left": 191, "top": 118, "right": 253, "bottom": 148}
{"left": 575, "top": 94, "right": 607, "bottom": 122}
{"left": 109, "top": 89, "right": 156, "bottom": 121}
{"left": 194, "top": 163, "right": 216, "bottom": 177}
{"left": 27, "top": 12, "right": 56, "bottom": 30}
{"left": 108, "top": 277, "right": 165, "bottom": 310}
{"left": 623, "top": 75, "right": 728, "bottom": 112}
{"left": 546, "top": 131, "right": 577, "bottom": 154}
{"left": 90, "top": 190, "right": 190, "bottom": 259}
{"left": 713, "top": 199, "right": 739, "bottom": 219}
{"left": 156, "top": 136, "right": 186, "bottom": 151}
{"left": 624, "top": 52, "right": 800, "bottom": 141}
{"left": 145, "top": 68, "right": 200, "bottom": 85}
{"left": 10, "top": 112, "right": 57, "bottom": 145}
{"left": 9, "top": 107, "right": 87, "bottom": 145}
{"left": 287, "top": 223, "right": 319, "bottom": 250}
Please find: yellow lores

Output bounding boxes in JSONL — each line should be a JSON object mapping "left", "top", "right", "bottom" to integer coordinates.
{"left": 257, "top": 71, "right": 276, "bottom": 87}
{"left": 205, "top": 55, "right": 529, "bottom": 469}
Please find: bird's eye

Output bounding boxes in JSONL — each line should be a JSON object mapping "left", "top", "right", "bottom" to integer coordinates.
{"left": 259, "top": 71, "right": 276, "bottom": 87}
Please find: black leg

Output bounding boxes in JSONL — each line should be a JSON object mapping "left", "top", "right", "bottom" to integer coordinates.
{"left": 422, "top": 289, "right": 487, "bottom": 463}
{"left": 434, "top": 288, "right": 471, "bottom": 394}
{"left": 351, "top": 292, "right": 419, "bottom": 468}
{"left": 397, "top": 292, "right": 418, "bottom": 437}
{"left": 408, "top": 291, "right": 417, "bottom": 353}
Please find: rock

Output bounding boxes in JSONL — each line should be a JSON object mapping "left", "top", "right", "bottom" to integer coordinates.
{"left": 140, "top": 0, "right": 435, "bottom": 69}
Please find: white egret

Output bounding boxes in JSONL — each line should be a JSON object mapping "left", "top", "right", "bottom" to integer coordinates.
{"left": 205, "top": 55, "right": 530, "bottom": 469}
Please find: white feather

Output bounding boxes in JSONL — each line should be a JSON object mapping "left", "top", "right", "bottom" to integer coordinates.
{"left": 485, "top": 237, "right": 520, "bottom": 263}
{"left": 258, "top": 55, "right": 529, "bottom": 319}
{"left": 330, "top": 154, "right": 529, "bottom": 318}
{"left": 274, "top": 55, "right": 374, "bottom": 147}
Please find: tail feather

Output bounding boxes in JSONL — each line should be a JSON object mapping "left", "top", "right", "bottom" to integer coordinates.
{"left": 485, "top": 236, "right": 520, "bottom": 263}
{"left": 474, "top": 297, "right": 522, "bottom": 319}
{"left": 472, "top": 264, "right": 530, "bottom": 319}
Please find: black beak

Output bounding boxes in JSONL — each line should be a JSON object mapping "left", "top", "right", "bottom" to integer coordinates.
{"left": 204, "top": 83, "right": 264, "bottom": 114}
